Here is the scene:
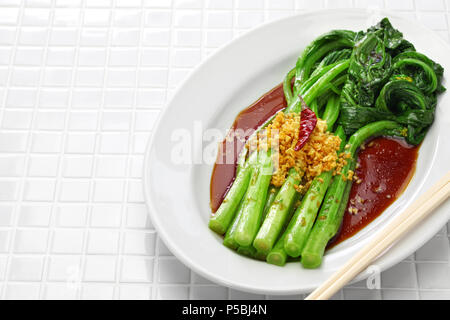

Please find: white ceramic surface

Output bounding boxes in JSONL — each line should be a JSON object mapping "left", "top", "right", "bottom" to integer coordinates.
{"left": 144, "top": 9, "right": 450, "bottom": 295}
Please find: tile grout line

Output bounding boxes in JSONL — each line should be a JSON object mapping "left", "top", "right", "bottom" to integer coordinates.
{"left": 0, "top": 3, "right": 24, "bottom": 241}
{"left": 37, "top": 0, "right": 86, "bottom": 300}
{"left": 0, "top": 4, "right": 431, "bottom": 13}
{"left": 1, "top": 1, "right": 31, "bottom": 299}
{"left": 152, "top": 0, "right": 175, "bottom": 301}
{"left": 189, "top": 0, "right": 208, "bottom": 300}
{"left": 2, "top": 246, "right": 450, "bottom": 262}
{"left": 0, "top": 5, "right": 23, "bottom": 129}
{"left": 34, "top": 0, "right": 65, "bottom": 299}
{"left": 112, "top": 0, "right": 147, "bottom": 299}
{"left": 77, "top": 0, "right": 116, "bottom": 300}
{"left": 1, "top": 278, "right": 449, "bottom": 290}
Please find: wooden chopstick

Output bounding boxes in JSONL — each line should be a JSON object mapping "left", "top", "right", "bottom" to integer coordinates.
{"left": 306, "top": 170, "right": 450, "bottom": 300}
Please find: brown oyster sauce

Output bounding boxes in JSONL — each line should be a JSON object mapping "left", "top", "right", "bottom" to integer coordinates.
{"left": 210, "top": 83, "right": 419, "bottom": 247}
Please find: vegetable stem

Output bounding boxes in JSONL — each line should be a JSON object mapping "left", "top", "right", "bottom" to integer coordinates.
{"left": 253, "top": 168, "right": 303, "bottom": 254}
{"left": 283, "top": 68, "right": 296, "bottom": 104}
{"left": 301, "top": 160, "right": 355, "bottom": 268}
{"left": 283, "top": 170, "right": 334, "bottom": 257}
{"left": 234, "top": 151, "right": 273, "bottom": 247}
{"left": 266, "top": 232, "right": 288, "bottom": 266}
{"left": 209, "top": 152, "right": 257, "bottom": 235}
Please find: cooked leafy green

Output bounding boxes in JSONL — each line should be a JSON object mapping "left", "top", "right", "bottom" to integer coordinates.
{"left": 392, "top": 51, "right": 445, "bottom": 94}
{"left": 338, "top": 18, "right": 445, "bottom": 145}
{"left": 367, "top": 17, "right": 415, "bottom": 56}
{"left": 293, "top": 30, "right": 356, "bottom": 92}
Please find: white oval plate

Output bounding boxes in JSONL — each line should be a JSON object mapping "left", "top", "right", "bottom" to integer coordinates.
{"left": 144, "top": 9, "right": 450, "bottom": 295}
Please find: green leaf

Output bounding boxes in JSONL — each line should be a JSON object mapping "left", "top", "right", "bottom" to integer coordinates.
{"left": 338, "top": 18, "right": 445, "bottom": 145}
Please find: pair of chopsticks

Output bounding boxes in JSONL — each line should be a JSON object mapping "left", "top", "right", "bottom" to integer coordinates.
{"left": 306, "top": 170, "right": 450, "bottom": 300}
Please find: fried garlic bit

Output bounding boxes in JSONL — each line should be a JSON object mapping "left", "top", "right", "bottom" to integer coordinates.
{"left": 333, "top": 151, "right": 351, "bottom": 176}
{"left": 247, "top": 111, "right": 342, "bottom": 188}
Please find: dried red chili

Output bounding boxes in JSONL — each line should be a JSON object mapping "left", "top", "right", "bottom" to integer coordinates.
{"left": 294, "top": 106, "right": 317, "bottom": 151}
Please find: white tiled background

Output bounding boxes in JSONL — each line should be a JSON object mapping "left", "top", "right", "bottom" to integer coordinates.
{"left": 0, "top": 0, "right": 449, "bottom": 300}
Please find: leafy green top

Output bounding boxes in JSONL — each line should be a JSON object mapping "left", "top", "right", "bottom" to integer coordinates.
{"left": 337, "top": 18, "right": 445, "bottom": 145}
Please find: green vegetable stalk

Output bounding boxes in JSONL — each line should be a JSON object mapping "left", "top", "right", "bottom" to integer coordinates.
{"left": 234, "top": 151, "right": 273, "bottom": 247}
{"left": 301, "top": 160, "right": 355, "bottom": 268}
{"left": 209, "top": 152, "right": 257, "bottom": 234}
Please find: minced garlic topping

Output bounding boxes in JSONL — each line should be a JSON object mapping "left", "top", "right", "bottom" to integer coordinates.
{"left": 247, "top": 111, "right": 342, "bottom": 189}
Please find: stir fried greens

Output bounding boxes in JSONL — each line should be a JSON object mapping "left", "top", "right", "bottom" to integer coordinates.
{"left": 209, "top": 18, "right": 445, "bottom": 269}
